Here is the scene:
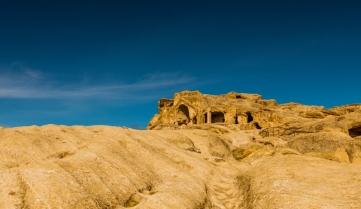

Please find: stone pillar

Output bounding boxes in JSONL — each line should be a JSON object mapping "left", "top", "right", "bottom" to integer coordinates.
{"left": 207, "top": 109, "right": 211, "bottom": 124}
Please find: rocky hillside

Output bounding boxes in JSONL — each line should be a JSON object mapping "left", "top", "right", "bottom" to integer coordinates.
{"left": 149, "top": 91, "right": 361, "bottom": 163}
{"left": 1, "top": 91, "right": 361, "bottom": 209}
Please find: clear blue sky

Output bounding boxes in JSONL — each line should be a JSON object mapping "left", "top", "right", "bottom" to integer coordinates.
{"left": 0, "top": 0, "right": 360, "bottom": 128}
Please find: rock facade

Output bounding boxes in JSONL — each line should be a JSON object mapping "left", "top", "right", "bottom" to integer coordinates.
{"left": 148, "top": 91, "right": 361, "bottom": 139}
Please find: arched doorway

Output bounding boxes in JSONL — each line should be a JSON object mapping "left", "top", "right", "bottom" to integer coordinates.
{"left": 177, "top": 104, "right": 190, "bottom": 125}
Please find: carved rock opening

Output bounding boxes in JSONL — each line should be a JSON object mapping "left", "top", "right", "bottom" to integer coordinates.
{"left": 246, "top": 112, "right": 253, "bottom": 123}
{"left": 211, "top": 112, "right": 225, "bottom": 123}
{"left": 349, "top": 125, "right": 361, "bottom": 138}
{"left": 177, "top": 105, "right": 190, "bottom": 125}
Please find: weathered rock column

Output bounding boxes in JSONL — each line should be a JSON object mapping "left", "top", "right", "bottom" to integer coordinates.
{"left": 207, "top": 109, "right": 211, "bottom": 124}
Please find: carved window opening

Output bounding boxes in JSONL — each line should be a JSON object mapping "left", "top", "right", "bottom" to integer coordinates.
{"left": 349, "top": 125, "right": 361, "bottom": 138}
{"left": 211, "top": 112, "right": 225, "bottom": 123}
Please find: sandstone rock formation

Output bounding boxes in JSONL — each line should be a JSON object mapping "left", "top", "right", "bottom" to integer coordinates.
{"left": 148, "top": 91, "right": 361, "bottom": 135}
{"left": 1, "top": 91, "right": 361, "bottom": 209}
{"left": 148, "top": 91, "right": 361, "bottom": 163}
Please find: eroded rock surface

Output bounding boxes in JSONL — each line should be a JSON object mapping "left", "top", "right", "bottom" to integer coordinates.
{"left": 0, "top": 125, "right": 360, "bottom": 209}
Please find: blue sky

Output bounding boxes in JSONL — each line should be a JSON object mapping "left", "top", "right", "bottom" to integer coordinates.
{"left": 0, "top": 0, "right": 360, "bottom": 128}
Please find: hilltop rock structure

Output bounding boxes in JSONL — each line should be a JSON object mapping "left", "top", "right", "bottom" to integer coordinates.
{"left": 148, "top": 91, "right": 277, "bottom": 130}
{"left": 1, "top": 91, "right": 361, "bottom": 209}
{"left": 148, "top": 90, "right": 361, "bottom": 165}
{"left": 148, "top": 91, "right": 361, "bottom": 139}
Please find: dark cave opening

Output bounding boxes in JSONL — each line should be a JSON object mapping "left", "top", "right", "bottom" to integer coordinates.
{"left": 211, "top": 112, "right": 225, "bottom": 123}
{"left": 349, "top": 125, "right": 361, "bottom": 138}
{"left": 246, "top": 112, "right": 253, "bottom": 123}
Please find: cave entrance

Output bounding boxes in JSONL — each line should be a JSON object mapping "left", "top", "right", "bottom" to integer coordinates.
{"left": 211, "top": 112, "right": 225, "bottom": 123}
{"left": 177, "top": 104, "right": 190, "bottom": 125}
{"left": 349, "top": 125, "right": 361, "bottom": 138}
{"left": 246, "top": 112, "right": 253, "bottom": 123}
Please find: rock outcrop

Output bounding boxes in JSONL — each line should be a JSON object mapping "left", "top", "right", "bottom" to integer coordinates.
{"left": 148, "top": 91, "right": 361, "bottom": 163}
{"left": 0, "top": 91, "right": 361, "bottom": 209}
{"left": 148, "top": 91, "right": 361, "bottom": 136}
